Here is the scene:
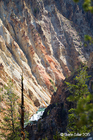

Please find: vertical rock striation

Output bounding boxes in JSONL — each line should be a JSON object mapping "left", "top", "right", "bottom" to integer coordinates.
{"left": 0, "top": 0, "right": 93, "bottom": 114}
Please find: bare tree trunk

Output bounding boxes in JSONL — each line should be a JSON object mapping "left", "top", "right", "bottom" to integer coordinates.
{"left": 21, "top": 73, "right": 25, "bottom": 140}
{"left": 11, "top": 102, "right": 15, "bottom": 134}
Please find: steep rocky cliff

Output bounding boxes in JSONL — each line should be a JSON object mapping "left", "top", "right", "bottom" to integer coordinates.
{"left": 0, "top": 0, "right": 93, "bottom": 115}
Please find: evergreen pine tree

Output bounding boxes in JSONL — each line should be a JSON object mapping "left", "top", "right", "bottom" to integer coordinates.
{"left": 0, "top": 79, "right": 29, "bottom": 140}
{"left": 0, "top": 80, "right": 21, "bottom": 140}
{"left": 65, "top": 66, "right": 93, "bottom": 138}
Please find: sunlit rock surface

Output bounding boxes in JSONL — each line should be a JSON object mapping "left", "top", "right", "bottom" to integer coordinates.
{"left": 0, "top": 0, "right": 93, "bottom": 115}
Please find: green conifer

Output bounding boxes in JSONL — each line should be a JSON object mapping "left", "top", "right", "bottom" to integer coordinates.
{"left": 65, "top": 67, "right": 93, "bottom": 138}
{"left": 0, "top": 80, "right": 21, "bottom": 140}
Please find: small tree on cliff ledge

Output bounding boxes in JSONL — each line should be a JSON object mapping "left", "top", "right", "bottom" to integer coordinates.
{"left": 73, "top": 0, "right": 93, "bottom": 13}
{"left": 65, "top": 66, "right": 93, "bottom": 138}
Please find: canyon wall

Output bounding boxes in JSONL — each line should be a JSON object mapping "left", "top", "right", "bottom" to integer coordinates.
{"left": 0, "top": 0, "right": 93, "bottom": 115}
